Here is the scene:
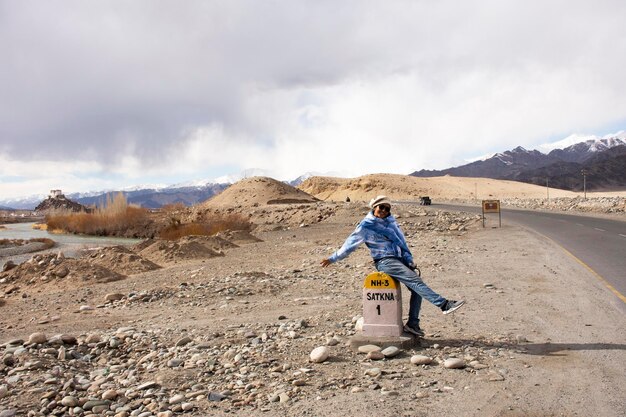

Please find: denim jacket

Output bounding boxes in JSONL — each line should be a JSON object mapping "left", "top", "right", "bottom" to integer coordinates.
{"left": 328, "top": 212, "right": 414, "bottom": 266}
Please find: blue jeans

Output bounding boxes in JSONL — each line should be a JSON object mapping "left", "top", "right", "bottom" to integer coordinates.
{"left": 374, "top": 257, "right": 446, "bottom": 328}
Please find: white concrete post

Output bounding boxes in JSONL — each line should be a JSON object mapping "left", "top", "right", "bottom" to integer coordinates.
{"left": 362, "top": 272, "right": 403, "bottom": 337}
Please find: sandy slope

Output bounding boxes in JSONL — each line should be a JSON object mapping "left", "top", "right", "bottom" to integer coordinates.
{"left": 202, "top": 176, "right": 318, "bottom": 207}
{"left": 299, "top": 174, "right": 624, "bottom": 201}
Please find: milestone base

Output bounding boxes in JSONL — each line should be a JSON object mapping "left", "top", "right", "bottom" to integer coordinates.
{"left": 349, "top": 332, "right": 419, "bottom": 351}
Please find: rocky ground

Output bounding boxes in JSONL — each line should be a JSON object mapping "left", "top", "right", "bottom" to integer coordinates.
{"left": 1, "top": 202, "right": 625, "bottom": 416}
{"left": 444, "top": 196, "right": 625, "bottom": 216}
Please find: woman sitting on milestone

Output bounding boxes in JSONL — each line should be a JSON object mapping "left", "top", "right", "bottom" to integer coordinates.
{"left": 321, "top": 195, "right": 465, "bottom": 336}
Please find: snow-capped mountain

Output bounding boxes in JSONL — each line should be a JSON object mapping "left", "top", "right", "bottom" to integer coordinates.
{"left": 537, "top": 130, "right": 626, "bottom": 153}
{"left": 0, "top": 194, "right": 48, "bottom": 210}
{"left": 548, "top": 136, "right": 626, "bottom": 163}
{"left": 410, "top": 132, "right": 626, "bottom": 191}
{"left": 0, "top": 169, "right": 326, "bottom": 210}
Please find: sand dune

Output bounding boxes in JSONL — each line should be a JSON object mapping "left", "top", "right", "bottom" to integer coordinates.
{"left": 298, "top": 173, "right": 623, "bottom": 201}
{"left": 201, "top": 176, "right": 318, "bottom": 207}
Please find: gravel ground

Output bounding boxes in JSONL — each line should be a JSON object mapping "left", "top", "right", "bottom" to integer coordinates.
{"left": 1, "top": 203, "right": 625, "bottom": 416}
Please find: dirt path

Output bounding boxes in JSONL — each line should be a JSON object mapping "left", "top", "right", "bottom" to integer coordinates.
{"left": 1, "top": 205, "right": 624, "bottom": 416}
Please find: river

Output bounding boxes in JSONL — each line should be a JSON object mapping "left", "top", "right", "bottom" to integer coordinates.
{"left": 0, "top": 222, "right": 142, "bottom": 269}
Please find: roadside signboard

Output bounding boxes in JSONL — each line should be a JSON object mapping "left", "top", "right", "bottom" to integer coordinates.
{"left": 482, "top": 199, "right": 501, "bottom": 227}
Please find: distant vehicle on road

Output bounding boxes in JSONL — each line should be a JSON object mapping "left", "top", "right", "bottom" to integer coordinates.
{"left": 419, "top": 196, "right": 431, "bottom": 205}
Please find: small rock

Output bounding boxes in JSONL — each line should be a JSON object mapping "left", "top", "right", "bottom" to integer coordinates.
{"left": 104, "top": 293, "right": 125, "bottom": 302}
{"left": 410, "top": 355, "right": 433, "bottom": 365}
{"left": 27, "top": 332, "right": 47, "bottom": 345}
{"left": 176, "top": 336, "right": 192, "bottom": 347}
{"left": 167, "top": 358, "right": 184, "bottom": 367}
{"left": 79, "top": 305, "right": 94, "bottom": 311}
{"left": 364, "top": 368, "right": 381, "bottom": 377}
{"left": 137, "top": 381, "right": 158, "bottom": 390}
{"left": 92, "top": 405, "right": 109, "bottom": 413}
{"left": 310, "top": 346, "right": 329, "bottom": 363}
{"left": 54, "top": 266, "right": 69, "bottom": 278}
{"left": 60, "top": 396, "right": 78, "bottom": 407}
{"left": 488, "top": 370, "right": 505, "bottom": 381}
{"left": 83, "top": 400, "right": 109, "bottom": 410}
{"left": 0, "top": 385, "right": 8, "bottom": 399}
{"left": 366, "top": 351, "right": 385, "bottom": 360}
{"left": 357, "top": 344, "right": 381, "bottom": 354}
{"left": 354, "top": 317, "right": 365, "bottom": 331}
{"left": 85, "top": 334, "right": 101, "bottom": 344}
{"left": 443, "top": 358, "right": 465, "bottom": 369}
{"left": 326, "top": 336, "right": 340, "bottom": 346}
{"left": 169, "top": 394, "right": 184, "bottom": 404}
{"left": 469, "top": 361, "right": 488, "bottom": 370}
{"left": 0, "top": 410, "right": 16, "bottom": 417}
{"left": 2, "top": 261, "right": 16, "bottom": 272}
{"left": 109, "top": 338, "right": 121, "bottom": 348}
{"left": 268, "top": 393, "right": 280, "bottom": 402}
{"left": 381, "top": 346, "right": 400, "bottom": 358}
{"left": 102, "top": 389, "right": 118, "bottom": 400}
{"left": 61, "top": 334, "right": 77, "bottom": 345}
{"left": 208, "top": 392, "right": 227, "bottom": 401}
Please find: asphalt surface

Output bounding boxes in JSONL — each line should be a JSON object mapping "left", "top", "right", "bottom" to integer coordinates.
{"left": 433, "top": 203, "right": 626, "bottom": 308}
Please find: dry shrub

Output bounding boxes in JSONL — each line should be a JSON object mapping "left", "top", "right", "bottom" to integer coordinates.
{"left": 45, "top": 193, "right": 148, "bottom": 236}
{"left": 32, "top": 238, "right": 55, "bottom": 250}
{"left": 206, "top": 213, "right": 252, "bottom": 235}
{"left": 162, "top": 203, "right": 186, "bottom": 212}
{"left": 0, "top": 238, "right": 54, "bottom": 249}
{"left": 159, "top": 213, "right": 252, "bottom": 240}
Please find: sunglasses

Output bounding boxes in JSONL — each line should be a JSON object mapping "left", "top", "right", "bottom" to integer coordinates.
{"left": 376, "top": 205, "right": 391, "bottom": 212}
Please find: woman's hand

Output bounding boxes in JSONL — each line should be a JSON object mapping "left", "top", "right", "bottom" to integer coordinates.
{"left": 320, "top": 259, "right": 332, "bottom": 268}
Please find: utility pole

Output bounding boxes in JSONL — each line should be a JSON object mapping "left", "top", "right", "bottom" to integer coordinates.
{"left": 546, "top": 177, "right": 549, "bottom": 203}
{"left": 581, "top": 170, "right": 588, "bottom": 200}
{"left": 475, "top": 183, "right": 477, "bottom": 201}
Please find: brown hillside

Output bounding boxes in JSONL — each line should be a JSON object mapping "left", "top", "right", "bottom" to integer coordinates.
{"left": 298, "top": 173, "right": 582, "bottom": 201}
{"left": 202, "top": 176, "right": 318, "bottom": 207}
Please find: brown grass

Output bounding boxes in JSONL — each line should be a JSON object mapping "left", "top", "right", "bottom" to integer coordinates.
{"left": 159, "top": 214, "right": 252, "bottom": 240}
{"left": 45, "top": 193, "right": 149, "bottom": 236}
{"left": 162, "top": 203, "right": 186, "bottom": 212}
{"left": 0, "top": 238, "right": 54, "bottom": 249}
{"left": 31, "top": 238, "right": 56, "bottom": 250}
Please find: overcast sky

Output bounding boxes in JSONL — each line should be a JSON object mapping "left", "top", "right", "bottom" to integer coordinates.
{"left": 1, "top": 0, "right": 625, "bottom": 199}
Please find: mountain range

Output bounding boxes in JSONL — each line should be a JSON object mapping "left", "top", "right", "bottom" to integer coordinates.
{"left": 411, "top": 134, "right": 626, "bottom": 191}
{"left": 2, "top": 134, "right": 624, "bottom": 210}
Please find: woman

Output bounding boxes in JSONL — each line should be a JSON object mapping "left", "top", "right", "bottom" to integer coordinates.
{"left": 321, "top": 195, "right": 465, "bottom": 336}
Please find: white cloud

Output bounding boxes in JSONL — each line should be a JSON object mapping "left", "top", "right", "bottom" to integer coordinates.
{"left": 0, "top": 0, "right": 625, "bottom": 198}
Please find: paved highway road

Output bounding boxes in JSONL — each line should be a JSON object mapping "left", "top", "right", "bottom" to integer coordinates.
{"left": 434, "top": 203, "right": 626, "bottom": 306}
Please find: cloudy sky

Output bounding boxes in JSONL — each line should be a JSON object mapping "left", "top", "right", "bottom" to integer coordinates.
{"left": 1, "top": 0, "right": 625, "bottom": 199}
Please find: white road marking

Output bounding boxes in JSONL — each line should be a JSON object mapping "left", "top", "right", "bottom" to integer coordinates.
{"left": 576, "top": 223, "right": 584, "bottom": 226}
{"left": 619, "top": 234, "right": 626, "bottom": 238}
{"left": 594, "top": 228, "right": 605, "bottom": 232}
